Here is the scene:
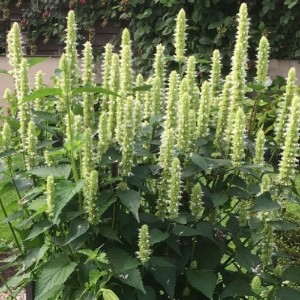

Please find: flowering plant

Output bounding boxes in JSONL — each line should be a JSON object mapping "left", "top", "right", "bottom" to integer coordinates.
{"left": 1, "top": 4, "right": 300, "bottom": 299}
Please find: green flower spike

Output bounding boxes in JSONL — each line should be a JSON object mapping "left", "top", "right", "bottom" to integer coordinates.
{"left": 3, "top": 88, "right": 17, "bottom": 115}
{"left": 230, "top": 108, "right": 246, "bottom": 168}
{"left": 214, "top": 75, "right": 231, "bottom": 148}
{"left": 34, "top": 71, "right": 45, "bottom": 111}
{"left": 274, "top": 67, "right": 296, "bottom": 145}
{"left": 158, "top": 127, "right": 174, "bottom": 170}
{"left": 253, "top": 128, "right": 265, "bottom": 165}
{"left": 120, "top": 44, "right": 132, "bottom": 97}
{"left": 151, "top": 76, "right": 162, "bottom": 116}
{"left": 177, "top": 92, "right": 191, "bottom": 153}
{"left": 235, "top": 3, "right": 249, "bottom": 56}
{"left": 84, "top": 170, "right": 99, "bottom": 224}
{"left": 7, "top": 22, "right": 23, "bottom": 83}
{"left": 209, "top": 49, "right": 222, "bottom": 109}
{"left": 98, "top": 111, "right": 109, "bottom": 161}
{"left": 121, "top": 28, "right": 131, "bottom": 47}
{"left": 143, "top": 78, "right": 153, "bottom": 120}
{"left": 25, "top": 120, "right": 37, "bottom": 170}
{"left": 260, "top": 174, "right": 271, "bottom": 194}
{"left": 179, "top": 77, "right": 189, "bottom": 96}
{"left": 44, "top": 150, "right": 54, "bottom": 167}
{"left": 197, "top": 81, "right": 211, "bottom": 138}
{"left": 101, "top": 43, "right": 113, "bottom": 110}
{"left": 188, "top": 109, "right": 197, "bottom": 151}
{"left": 1, "top": 121, "right": 13, "bottom": 171}
{"left": 82, "top": 41, "right": 95, "bottom": 128}
{"left": 260, "top": 223, "right": 274, "bottom": 267}
{"left": 167, "top": 157, "right": 182, "bottom": 219}
{"left": 65, "top": 10, "right": 79, "bottom": 87}
{"left": 120, "top": 96, "right": 136, "bottom": 176}
{"left": 165, "top": 71, "right": 178, "bottom": 129}
{"left": 186, "top": 56, "right": 198, "bottom": 110}
{"left": 154, "top": 44, "right": 165, "bottom": 90}
{"left": 108, "top": 53, "right": 120, "bottom": 139}
{"left": 81, "top": 127, "right": 94, "bottom": 179}
{"left": 46, "top": 175, "right": 55, "bottom": 218}
{"left": 174, "top": 9, "right": 187, "bottom": 64}
{"left": 58, "top": 54, "right": 71, "bottom": 110}
{"left": 278, "top": 95, "right": 300, "bottom": 185}
{"left": 190, "top": 183, "right": 204, "bottom": 221}
{"left": 256, "top": 36, "right": 269, "bottom": 85}
{"left": 136, "top": 224, "right": 152, "bottom": 264}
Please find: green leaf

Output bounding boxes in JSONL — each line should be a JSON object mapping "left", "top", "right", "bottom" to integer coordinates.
{"left": 149, "top": 256, "right": 175, "bottom": 268}
{"left": 250, "top": 192, "right": 280, "bottom": 212}
{"left": 276, "top": 287, "right": 300, "bottom": 300}
{"left": 99, "top": 225, "right": 122, "bottom": 243}
{"left": 133, "top": 84, "right": 152, "bottom": 92}
{"left": 72, "top": 85, "right": 120, "bottom": 97}
{"left": 25, "top": 219, "right": 52, "bottom": 240}
{"left": 282, "top": 266, "right": 300, "bottom": 283}
{"left": 191, "top": 154, "right": 208, "bottom": 171}
{"left": 173, "top": 224, "right": 197, "bottom": 236}
{"left": 99, "top": 190, "right": 117, "bottom": 217}
{"left": 152, "top": 266, "right": 176, "bottom": 299}
{"left": 149, "top": 228, "right": 169, "bottom": 244}
{"left": 221, "top": 279, "right": 254, "bottom": 298}
{"left": 211, "top": 193, "right": 228, "bottom": 207}
{"left": 24, "top": 88, "right": 62, "bottom": 102}
{"left": 28, "top": 165, "right": 71, "bottom": 179}
{"left": 35, "top": 253, "right": 77, "bottom": 300}
{"left": 27, "top": 57, "right": 48, "bottom": 67}
{"left": 235, "top": 250, "right": 261, "bottom": 272}
{"left": 63, "top": 218, "right": 89, "bottom": 245}
{"left": 116, "top": 190, "right": 141, "bottom": 222}
{"left": 0, "top": 68, "right": 10, "bottom": 75}
{"left": 196, "top": 222, "right": 215, "bottom": 241}
{"left": 0, "top": 148, "right": 16, "bottom": 159}
{"left": 107, "top": 248, "right": 139, "bottom": 273}
{"left": 136, "top": 286, "right": 156, "bottom": 300}
{"left": 23, "top": 245, "right": 48, "bottom": 270}
{"left": 52, "top": 179, "right": 84, "bottom": 224}
{"left": 117, "top": 268, "right": 145, "bottom": 294}
{"left": 186, "top": 269, "right": 217, "bottom": 299}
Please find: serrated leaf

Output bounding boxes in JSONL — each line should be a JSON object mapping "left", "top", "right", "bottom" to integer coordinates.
{"left": 276, "top": 287, "right": 300, "bottom": 300}
{"left": 2, "top": 210, "right": 24, "bottom": 223}
{"left": 0, "top": 148, "right": 16, "bottom": 159}
{"left": 116, "top": 190, "right": 141, "bottom": 222}
{"left": 235, "top": 250, "right": 261, "bottom": 272}
{"left": 221, "top": 279, "right": 254, "bottom": 298}
{"left": 117, "top": 268, "right": 145, "bottom": 294}
{"left": 250, "top": 192, "right": 280, "bottom": 212}
{"left": 23, "top": 245, "right": 48, "bottom": 270}
{"left": 63, "top": 218, "right": 89, "bottom": 245}
{"left": 173, "top": 224, "right": 197, "bottom": 236}
{"left": 28, "top": 165, "right": 71, "bottom": 179}
{"left": 149, "top": 256, "right": 175, "bottom": 268}
{"left": 107, "top": 248, "right": 139, "bottom": 273}
{"left": 282, "top": 266, "right": 300, "bottom": 283}
{"left": 99, "top": 190, "right": 116, "bottom": 216}
{"left": 152, "top": 266, "right": 176, "bottom": 298}
{"left": 25, "top": 219, "right": 52, "bottom": 240}
{"left": 211, "top": 193, "right": 228, "bottom": 207}
{"left": 73, "top": 85, "right": 120, "bottom": 97}
{"left": 136, "top": 286, "right": 156, "bottom": 300}
{"left": 99, "top": 225, "right": 122, "bottom": 243}
{"left": 52, "top": 179, "right": 84, "bottom": 224}
{"left": 133, "top": 84, "right": 152, "bottom": 92}
{"left": 24, "top": 88, "right": 62, "bottom": 102}
{"left": 35, "top": 253, "right": 77, "bottom": 300}
{"left": 196, "top": 222, "right": 215, "bottom": 241}
{"left": 149, "top": 228, "right": 169, "bottom": 244}
{"left": 191, "top": 154, "right": 208, "bottom": 171}
{"left": 186, "top": 269, "right": 217, "bottom": 299}
{"left": 227, "top": 187, "right": 250, "bottom": 198}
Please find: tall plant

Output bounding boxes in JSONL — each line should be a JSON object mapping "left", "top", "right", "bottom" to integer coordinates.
{"left": 1, "top": 4, "right": 300, "bottom": 300}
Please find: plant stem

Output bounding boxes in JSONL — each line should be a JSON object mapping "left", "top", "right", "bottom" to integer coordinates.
{"left": 0, "top": 273, "right": 18, "bottom": 300}
{"left": 0, "top": 197, "right": 23, "bottom": 253}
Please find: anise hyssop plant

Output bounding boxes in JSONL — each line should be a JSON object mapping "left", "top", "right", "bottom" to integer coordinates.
{"left": 0, "top": 3, "right": 300, "bottom": 300}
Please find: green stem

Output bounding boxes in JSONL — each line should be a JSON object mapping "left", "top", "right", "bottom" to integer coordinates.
{"left": 0, "top": 197, "right": 23, "bottom": 253}
{"left": 248, "top": 91, "right": 261, "bottom": 135}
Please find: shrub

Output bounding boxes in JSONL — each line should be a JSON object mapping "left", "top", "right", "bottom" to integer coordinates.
{"left": 0, "top": 4, "right": 300, "bottom": 299}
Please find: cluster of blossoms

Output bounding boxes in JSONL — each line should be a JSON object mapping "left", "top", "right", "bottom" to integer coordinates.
{"left": 2, "top": 3, "right": 300, "bottom": 279}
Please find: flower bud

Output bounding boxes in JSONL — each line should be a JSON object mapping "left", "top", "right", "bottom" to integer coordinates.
{"left": 136, "top": 224, "right": 152, "bottom": 264}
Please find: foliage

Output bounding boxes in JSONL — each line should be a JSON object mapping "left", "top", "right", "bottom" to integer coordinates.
{"left": 1, "top": 4, "right": 300, "bottom": 300}
{"left": 4, "top": 1, "right": 300, "bottom": 74}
